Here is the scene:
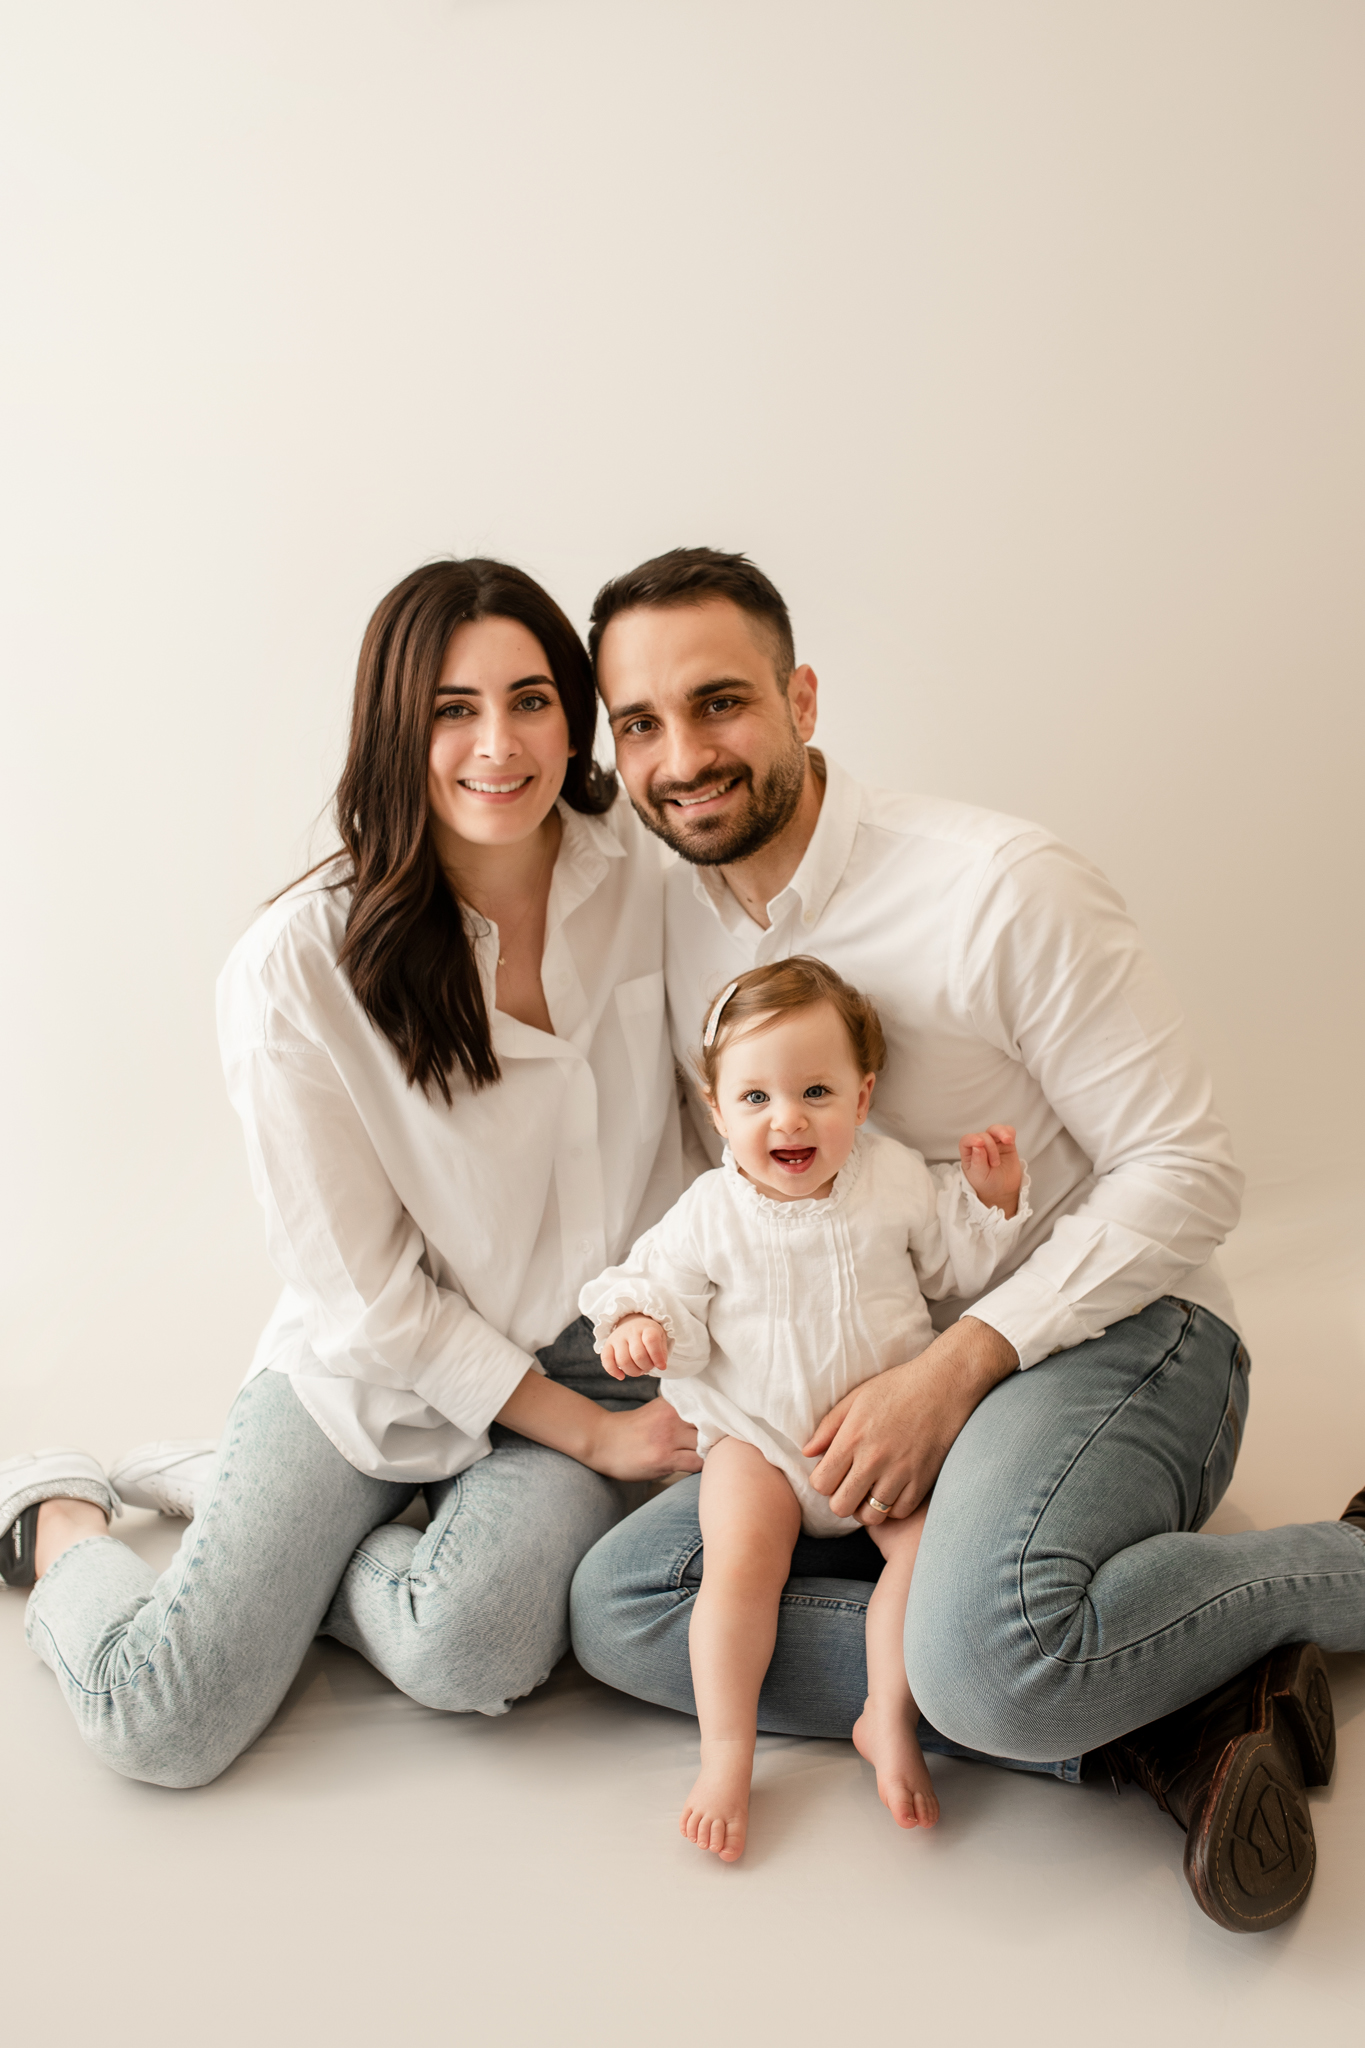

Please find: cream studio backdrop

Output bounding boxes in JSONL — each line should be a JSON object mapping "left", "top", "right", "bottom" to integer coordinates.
{"left": 2, "top": 3, "right": 1364, "bottom": 2044}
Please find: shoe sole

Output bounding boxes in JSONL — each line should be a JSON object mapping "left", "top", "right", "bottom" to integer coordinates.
{"left": 0, "top": 1505, "right": 40, "bottom": 1589}
{"left": 1184, "top": 1642, "right": 1332, "bottom": 1933}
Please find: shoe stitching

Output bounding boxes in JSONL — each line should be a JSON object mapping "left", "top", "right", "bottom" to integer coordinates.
{"left": 1211, "top": 1729, "right": 1315, "bottom": 1925}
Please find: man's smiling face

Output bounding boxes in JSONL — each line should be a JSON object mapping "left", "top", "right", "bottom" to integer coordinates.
{"left": 596, "top": 597, "right": 818, "bottom": 865}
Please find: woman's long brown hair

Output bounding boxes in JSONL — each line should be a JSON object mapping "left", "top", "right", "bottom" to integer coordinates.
{"left": 321, "top": 558, "right": 614, "bottom": 1099}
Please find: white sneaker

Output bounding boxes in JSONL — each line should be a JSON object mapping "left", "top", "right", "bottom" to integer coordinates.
{"left": 108, "top": 1440, "right": 218, "bottom": 1519}
{"left": 0, "top": 1449, "right": 122, "bottom": 1589}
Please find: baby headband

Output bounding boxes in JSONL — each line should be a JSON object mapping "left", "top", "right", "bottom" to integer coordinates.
{"left": 702, "top": 981, "right": 740, "bottom": 1049}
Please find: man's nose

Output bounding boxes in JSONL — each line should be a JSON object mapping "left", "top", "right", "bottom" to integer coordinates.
{"left": 656, "top": 718, "right": 720, "bottom": 788}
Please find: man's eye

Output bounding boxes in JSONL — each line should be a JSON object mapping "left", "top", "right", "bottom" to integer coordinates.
{"left": 619, "top": 718, "right": 655, "bottom": 737}
{"left": 702, "top": 697, "right": 740, "bottom": 715}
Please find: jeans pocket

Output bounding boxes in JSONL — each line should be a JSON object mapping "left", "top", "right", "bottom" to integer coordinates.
{"left": 1193, "top": 1340, "right": 1251, "bottom": 1530}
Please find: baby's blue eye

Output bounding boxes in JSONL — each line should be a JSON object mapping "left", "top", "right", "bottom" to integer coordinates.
{"left": 742, "top": 1090, "right": 768, "bottom": 1105}
{"left": 804, "top": 1085, "right": 830, "bottom": 1098}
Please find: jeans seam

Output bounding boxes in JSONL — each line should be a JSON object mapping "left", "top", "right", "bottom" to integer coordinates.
{"left": 1015, "top": 1298, "right": 1198, "bottom": 1672}
{"left": 1016, "top": 1305, "right": 1365, "bottom": 1669}
{"left": 28, "top": 1400, "right": 252, "bottom": 1704}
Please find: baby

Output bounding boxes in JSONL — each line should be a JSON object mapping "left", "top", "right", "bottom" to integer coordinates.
{"left": 579, "top": 957, "right": 1029, "bottom": 1862}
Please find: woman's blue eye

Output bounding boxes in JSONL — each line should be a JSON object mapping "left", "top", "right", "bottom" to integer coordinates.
{"left": 517, "top": 693, "right": 551, "bottom": 711}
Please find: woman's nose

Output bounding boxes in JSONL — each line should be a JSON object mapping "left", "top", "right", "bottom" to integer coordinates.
{"left": 475, "top": 714, "right": 522, "bottom": 763}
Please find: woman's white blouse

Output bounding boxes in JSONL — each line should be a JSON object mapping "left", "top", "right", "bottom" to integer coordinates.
{"left": 579, "top": 1128, "right": 1031, "bottom": 1536}
{"left": 217, "top": 798, "right": 685, "bottom": 1483}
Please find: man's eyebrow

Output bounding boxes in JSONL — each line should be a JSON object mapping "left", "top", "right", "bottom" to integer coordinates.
{"left": 607, "top": 677, "right": 755, "bottom": 722}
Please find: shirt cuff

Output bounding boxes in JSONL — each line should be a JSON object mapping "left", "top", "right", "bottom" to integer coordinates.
{"left": 966, "top": 1264, "right": 1095, "bottom": 1371}
{"left": 412, "top": 1325, "right": 539, "bottom": 1439}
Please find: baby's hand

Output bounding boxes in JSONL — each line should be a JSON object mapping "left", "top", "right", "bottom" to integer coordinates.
{"left": 959, "top": 1124, "right": 1023, "bottom": 1218}
{"left": 600, "top": 1314, "right": 670, "bottom": 1381}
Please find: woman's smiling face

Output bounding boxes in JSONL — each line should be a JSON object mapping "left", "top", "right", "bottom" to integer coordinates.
{"left": 427, "top": 614, "right": 574, "bottom": 855}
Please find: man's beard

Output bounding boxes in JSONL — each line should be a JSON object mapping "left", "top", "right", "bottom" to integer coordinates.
{"left": 633, "top": 738, "right": 808, "bottom": 866}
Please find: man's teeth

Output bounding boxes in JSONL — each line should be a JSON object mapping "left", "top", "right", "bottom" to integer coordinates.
{"left": 461, "top": 778, "right": 530, "bottom": 793}
{"left": 672, "top": 780, "right": 735, "bottom": 808}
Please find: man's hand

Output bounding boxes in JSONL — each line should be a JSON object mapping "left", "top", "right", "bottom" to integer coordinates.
{"left": 959, "top": 1124, "right": 1023, "bottom": 1219}
{"left": 802, "top": 1317, "right": 1019, "bottom": 1522}
{"left": 599, "top": 1313, "right": 670, "bottom": 1381}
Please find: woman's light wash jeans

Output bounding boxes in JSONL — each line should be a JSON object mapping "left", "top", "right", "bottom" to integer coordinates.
{"left": 571, "top": 1298, "right": 1365, "bottom": 1770}
{"left": 25, "top": 1319, "right": 640, "bottom": 1788}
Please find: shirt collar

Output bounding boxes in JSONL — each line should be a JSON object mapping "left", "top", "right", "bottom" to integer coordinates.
{"left": 688, "top": 752, "right": 863, "bottom": 938}
{"left": 546, "top": 798, "right": 625, "bottom": 935}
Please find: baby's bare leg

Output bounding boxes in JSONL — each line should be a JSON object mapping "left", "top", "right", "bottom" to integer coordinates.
{"left": 853, "top": 1502, "right": 940, "bottom": 1829}
{"left": 683, "top": 1437, "right": 802, "bottom": 1863}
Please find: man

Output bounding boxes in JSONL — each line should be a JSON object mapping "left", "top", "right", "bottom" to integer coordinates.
{"left": 569, "top": 545, "right": 1365, "bottom": 1932}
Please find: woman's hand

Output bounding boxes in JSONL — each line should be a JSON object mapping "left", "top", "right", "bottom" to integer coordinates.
{"left": 801, "top": 1317, "right": 1018, "bottom": 1523}
{"left": 959, "top": 1123, "right": 1022, "bottom": 1218}
{"left": 590, "top": 1399, "right": 704, "bottom": 1482}
{"left": 599, "top": 1313, "right": 670, "bottom": 1380}
{"left": 495, "top": 1367, "right": 702, "bottom": 1482}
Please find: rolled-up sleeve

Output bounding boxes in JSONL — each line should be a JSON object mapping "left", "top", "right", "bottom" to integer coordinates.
{"left": 961, "top": 842, "right": 1244, "bottom": 1367}
{"left": 224, "top": 1016, "right": 534, "bottom": 1438}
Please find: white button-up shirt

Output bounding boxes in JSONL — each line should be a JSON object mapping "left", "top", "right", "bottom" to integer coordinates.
{"left": 664, "top": 757, "right": 1243, "bottom": 1368}
{"left": 218, "top": 798, "right": 684, "bottom": 1481}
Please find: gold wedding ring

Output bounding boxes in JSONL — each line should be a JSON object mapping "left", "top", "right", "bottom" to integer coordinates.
{"left": 866, "top": 1494, "right": 894, "bottom": 1515}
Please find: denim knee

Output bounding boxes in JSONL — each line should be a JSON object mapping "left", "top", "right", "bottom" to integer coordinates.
{"left": 904, "top": 1565, "right": 1079, "bottom": 1763}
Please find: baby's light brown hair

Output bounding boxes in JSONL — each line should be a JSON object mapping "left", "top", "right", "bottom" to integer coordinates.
{"left": 696, "top": 956, "right": 887, "bottom": 1097}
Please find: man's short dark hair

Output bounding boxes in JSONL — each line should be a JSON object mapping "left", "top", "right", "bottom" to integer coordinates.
{"left": 588, "top": 546, "right": 796, "bottom": 683}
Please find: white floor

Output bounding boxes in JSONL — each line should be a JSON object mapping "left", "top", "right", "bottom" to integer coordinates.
{"left": 5, "top": 1182, "right": 1363, "bottom": 2046}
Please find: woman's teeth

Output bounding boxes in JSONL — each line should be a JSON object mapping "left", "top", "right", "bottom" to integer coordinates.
{"left": 461, "top": 778, "right": 531, "bottom": 793}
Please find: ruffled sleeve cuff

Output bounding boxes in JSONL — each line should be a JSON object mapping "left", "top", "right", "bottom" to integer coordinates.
{"left": 586, "top": 1294, "right": 678, "bottom": 1355}
{"left": 949, "top": 1165, "right": 1033, "bottom": 1239}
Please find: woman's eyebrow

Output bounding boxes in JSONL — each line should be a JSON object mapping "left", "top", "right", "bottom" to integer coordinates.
{"left": 434, "top": 673, "right": 556, "bottom": 696}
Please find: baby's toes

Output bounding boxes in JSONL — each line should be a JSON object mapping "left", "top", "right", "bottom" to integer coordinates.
{"left": 888, "top": 1781, "right": 920, "bottom": 1828}
{"left": 913, "top": 1789, "right": 940, "bottom": 1828}
{"left": 718, "top": 1817, "right": 747, "bottom": 1863}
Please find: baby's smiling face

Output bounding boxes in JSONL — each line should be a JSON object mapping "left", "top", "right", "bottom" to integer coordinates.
{"left": 705, "top": 999, "right": 876, "bottom": 1203}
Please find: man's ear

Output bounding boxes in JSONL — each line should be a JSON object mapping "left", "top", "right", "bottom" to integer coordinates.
{"left": 787, "top": 664, "right": 818, "bottom": 744}
{"left": 854, "top": 1072, "right": 876, "bottom": 1125}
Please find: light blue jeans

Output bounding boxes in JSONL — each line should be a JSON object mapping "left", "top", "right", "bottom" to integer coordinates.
{"left": 25, "top": 1319, "right": 640, "bottom": 1787}
{"left": 570, "top": 1298, "right": 1365, "bottom": 1770}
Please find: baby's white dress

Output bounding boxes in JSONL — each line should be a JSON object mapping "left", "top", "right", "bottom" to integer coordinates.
{"left": 579, "top": 1127, "right": 1031, "bottom": 1536}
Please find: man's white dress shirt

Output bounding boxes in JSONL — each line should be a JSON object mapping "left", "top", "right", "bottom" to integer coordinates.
{"left": 581, "top": 1129, "right": 1031, "bottom": 1536}
{"left": 217, "top": 798, "right": 684, "bottom": 1482}
{"left": 664, "top": 756, "right": 1243, "bottom": 1368}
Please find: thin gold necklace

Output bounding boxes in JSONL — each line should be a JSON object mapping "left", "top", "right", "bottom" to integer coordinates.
{"left": 487, "top": 825, "right": 555, "bottom": 970}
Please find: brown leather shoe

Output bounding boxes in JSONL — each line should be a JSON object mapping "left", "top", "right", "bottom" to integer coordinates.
{"left": 1091, "top": 1641, "right": 1334, "bottom": 1933}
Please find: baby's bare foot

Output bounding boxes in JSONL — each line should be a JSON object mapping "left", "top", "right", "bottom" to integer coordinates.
{"left": 681, "top": 1739, "right": 753, "bottom": 1862}
{"left": 852, "top": 1698, "right": 941, "bottom": 1829}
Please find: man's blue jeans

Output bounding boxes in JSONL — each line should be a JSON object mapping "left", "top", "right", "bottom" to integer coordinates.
{"left": 570, "top": 1298, "right": 1365, "bottom": 1770}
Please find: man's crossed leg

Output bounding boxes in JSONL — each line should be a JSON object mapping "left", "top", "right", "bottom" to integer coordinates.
{"left": 572, "top": 1297, "right": 1365, "bottom": 1929}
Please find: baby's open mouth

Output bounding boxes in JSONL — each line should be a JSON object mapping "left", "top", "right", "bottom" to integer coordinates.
{"left": 769, "top": 1148, "right": 817, "bottom": 1171}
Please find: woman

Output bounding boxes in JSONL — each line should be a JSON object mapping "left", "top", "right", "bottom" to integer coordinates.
{"left": 0, "top": 558, "right": 700, "bottom": 1786}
